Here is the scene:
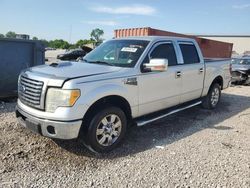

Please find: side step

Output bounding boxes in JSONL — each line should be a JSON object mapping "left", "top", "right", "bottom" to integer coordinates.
{"left": 136, "top": 101, "right": 202, "bottom": 126}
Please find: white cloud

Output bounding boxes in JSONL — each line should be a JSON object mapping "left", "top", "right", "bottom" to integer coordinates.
{"left": 90, "top": 4, "right": 156, "bottom": 16}
{"left": 83, "top": 20, "right": 118, "bottom": 26}
{"left": 232, "top": 4, "right": 250, "bottom": 9}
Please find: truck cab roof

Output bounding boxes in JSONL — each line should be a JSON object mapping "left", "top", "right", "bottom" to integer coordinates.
{"left": 114, "top": 36, "right": 197, "bottom": 43}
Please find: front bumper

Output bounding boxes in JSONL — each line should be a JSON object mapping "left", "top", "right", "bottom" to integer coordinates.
{"left": 16, "top": 105, "right": 82, "bottom": 140}
{"left": 231, "top": 71, "right": 248, "bottom": 82}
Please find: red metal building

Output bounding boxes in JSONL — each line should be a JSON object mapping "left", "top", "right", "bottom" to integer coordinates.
{"left": 114, "top": 27, "right": 233, "bottom": 58}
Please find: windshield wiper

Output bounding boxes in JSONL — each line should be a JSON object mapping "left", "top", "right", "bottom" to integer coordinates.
{"left": 89, "top": 60, "right": 114, "bottom": 66}
{"left": 82, "top": 59, "right": 114, "bottom": 66}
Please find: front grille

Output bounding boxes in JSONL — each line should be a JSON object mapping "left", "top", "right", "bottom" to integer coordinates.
{"left": 18, "top": 75, "right": 44, "bottom": 108}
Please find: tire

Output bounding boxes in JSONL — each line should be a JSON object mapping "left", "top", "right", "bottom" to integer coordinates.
{"left": 83, "top": 106, "right": 127, "bottom": 153}
{"left": 202, "top": 83, "right": 221, "bottom": 109}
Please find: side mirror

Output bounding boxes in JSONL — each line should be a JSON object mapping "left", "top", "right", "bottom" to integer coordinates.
{"left": 144, "top": 59, "right": 168, "bottom": 72}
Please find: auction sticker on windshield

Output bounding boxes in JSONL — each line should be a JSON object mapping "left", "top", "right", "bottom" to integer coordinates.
{"left": 121, "top": 47, "right": 138, "bottom": 53}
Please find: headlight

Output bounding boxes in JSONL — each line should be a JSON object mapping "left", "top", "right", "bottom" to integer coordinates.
{"left": 46, "top": 88, "right": 80, "bottom": 112}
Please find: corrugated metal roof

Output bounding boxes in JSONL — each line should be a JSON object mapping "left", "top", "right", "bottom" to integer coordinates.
{"left": 114, "top": 27, "right": 233, "bottom": 58}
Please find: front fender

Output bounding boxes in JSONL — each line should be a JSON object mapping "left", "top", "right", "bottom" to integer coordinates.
{"left": 77, "top": 81, "right": 139, "bottom": 117}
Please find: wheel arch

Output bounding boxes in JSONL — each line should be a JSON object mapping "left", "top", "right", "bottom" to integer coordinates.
{"left": 82, "top": 95, "right": 132, "bottom": 127}
{"left": 202, "top": 76, "right": 222, "bottom": 109}
{"left": 210, "top": 76, "right": 223, "bottom": 90}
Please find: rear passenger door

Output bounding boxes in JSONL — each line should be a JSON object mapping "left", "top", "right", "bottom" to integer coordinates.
{"left": 178, "top": 42, "right": 205, "bottom": 103}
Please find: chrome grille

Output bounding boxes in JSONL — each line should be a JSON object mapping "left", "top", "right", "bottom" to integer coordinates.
{"left": 18, "top": 75, "right": 44, "bottom": 108}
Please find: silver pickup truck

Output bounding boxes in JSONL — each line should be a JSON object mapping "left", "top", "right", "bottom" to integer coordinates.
{"left": 16, "top": 36, "right": 231, "bottom": 153}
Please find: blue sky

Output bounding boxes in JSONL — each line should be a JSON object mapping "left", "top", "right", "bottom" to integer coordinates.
{"left": 0, "top": 0, "right": 250, "bottom": 43}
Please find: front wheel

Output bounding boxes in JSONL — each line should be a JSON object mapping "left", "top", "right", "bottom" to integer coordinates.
{"left": 202, "top": 83, "right": 221, "bottom": 109}
{"left": 83, "top": 106, "right": 127, "bottom": 153}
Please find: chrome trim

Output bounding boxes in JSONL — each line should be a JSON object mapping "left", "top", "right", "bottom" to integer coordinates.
{"left": 199, "top": 68, "right": 204, "bottom": 73}
{"left": 20, "top": 76, "right": 43, "bottom": 86}
{"left": 18, "top": 74, "right": 44, "bottom": 109}
{"left": 175, "top": 71, "right": 182, "bottom": 78}
{"left": 136, "top": 101, "right": 202, "bottom": 126}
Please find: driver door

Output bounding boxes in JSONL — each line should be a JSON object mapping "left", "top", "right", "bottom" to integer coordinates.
{"left": 138, "top": 42, "right": 182, "bottom": 116}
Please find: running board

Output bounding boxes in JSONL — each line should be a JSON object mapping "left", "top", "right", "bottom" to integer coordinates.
{"left": 136, "top": 101, "right": 202, "bottom": 127}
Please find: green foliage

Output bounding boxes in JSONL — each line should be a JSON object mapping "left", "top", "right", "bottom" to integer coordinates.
{"left": 5, "top": 31, "right": 16, "bottom": 38}
{"left": 49, "top": 39, "right": 70, "bottom": 49}
{"left": 90, "top": 28, "right": 104, "bottom": 42}
{"left": 39, "top": 39, "right": 72, "bottom": 49}
{"left": 68, "top": 44, "right": 77, "bottom": 49}
{"left": 39, "top": 39, "right": 49, "bottom": 47}
{"left": 3, "top": 29, "right": 104, "bottom": 49}
{"left": 75, "top": 39, "right": 94, "bottom": 48}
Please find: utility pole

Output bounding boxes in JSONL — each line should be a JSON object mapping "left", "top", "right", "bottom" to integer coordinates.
{"left": 69, "top": 25, "right": 72, "bottom": 43}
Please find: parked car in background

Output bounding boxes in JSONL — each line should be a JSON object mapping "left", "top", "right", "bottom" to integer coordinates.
{"left": 16, "top": 36, "right": 231, "bottom": 153}
{"left": 231, "top": 57, "right": 250, "bottom": 84}
{"left": 57, "top": 49, "right": 86, "bottom": 61}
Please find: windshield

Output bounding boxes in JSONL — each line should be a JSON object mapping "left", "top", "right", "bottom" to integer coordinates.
{"left": 83, "top": 39, "right": 149, "bottom": 67}
{"left": 240, "top": 59, "right": 250, "bottom": 65}
{"left": 231, "top": 58, "right": 241, "bottom": 64}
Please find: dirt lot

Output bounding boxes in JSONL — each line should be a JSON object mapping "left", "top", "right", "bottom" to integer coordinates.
{"left": 0, "top": 86, "right": 250, "bottom": 187}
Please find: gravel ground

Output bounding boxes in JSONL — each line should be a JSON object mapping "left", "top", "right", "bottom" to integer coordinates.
{"left": 0, "top": 86, "right": 250, "bottom": 187}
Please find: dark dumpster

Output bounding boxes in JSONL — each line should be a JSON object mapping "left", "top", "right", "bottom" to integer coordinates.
{"left": 0, "top": 38, "right": 45, "bottom": 98}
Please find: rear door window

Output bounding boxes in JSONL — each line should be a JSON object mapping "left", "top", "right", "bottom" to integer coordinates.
{"left": 179, "top": 43, "right": 200, "bottom": 64}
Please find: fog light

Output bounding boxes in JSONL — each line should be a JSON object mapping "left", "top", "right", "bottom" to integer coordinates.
{"left": 47, "top": 126, "right": 55, "bottom": 134}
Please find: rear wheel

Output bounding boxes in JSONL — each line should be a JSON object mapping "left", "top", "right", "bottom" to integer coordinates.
{"left": 83, "top": 106, "right": 127, "bottom": 153}
{"left": 202, "top": 83, "right": 221, "bottom": 109}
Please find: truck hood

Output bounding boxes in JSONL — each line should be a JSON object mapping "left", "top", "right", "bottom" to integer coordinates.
{"left": 28, "top": 61, "right": 122, "bottom": 79}
{"left": 232, "top": 64, "right": 250, "bottom": 71}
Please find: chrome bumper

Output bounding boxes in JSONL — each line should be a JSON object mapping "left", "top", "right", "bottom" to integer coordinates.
{"left": 16, "top": 105, "right": 82, "bottom": 140}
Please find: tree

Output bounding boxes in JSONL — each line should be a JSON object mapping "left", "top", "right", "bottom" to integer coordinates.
{"left": 5, "top": 31, "right": 16, "bottom": 38}
{"left": 39, "top": 39, "right": 49, "bottom": 47}
{"left": 32, "top": 36, "right": 38, "bottom": 40}
{"left": 0, "top": 34, "right": 4, "bottom": 38}
{"left": 75, "top": 39, "right": 94, "bottom": 48}
{"left": 68, "top": 44, "right": 77, "bottom": 49}
{"left": 90, "top": 28, "right": 104, "bottom": 42}
{"left": 49, "top": 39, "right": 70, "bottom": 49}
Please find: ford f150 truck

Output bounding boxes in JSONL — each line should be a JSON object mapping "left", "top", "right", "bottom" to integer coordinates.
{"left": 16, "top": 36, "right": 231, "bottom": 153}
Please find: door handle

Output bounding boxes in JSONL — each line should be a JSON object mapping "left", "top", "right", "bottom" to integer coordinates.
{"left": 176, "top": 71, "right": 182, "bottom": 78}
{"left": 199, "top": 68, "right": 204, "bottom": 73}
